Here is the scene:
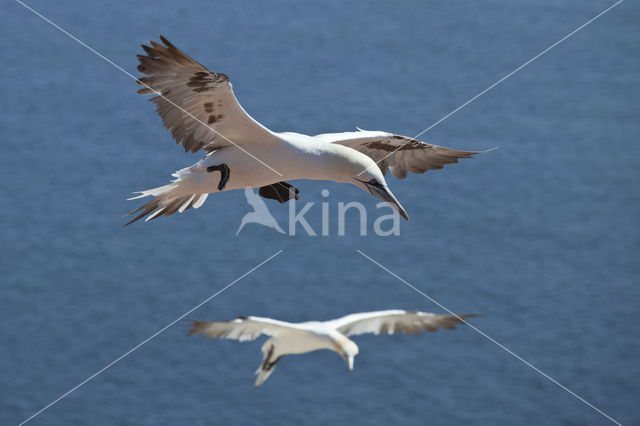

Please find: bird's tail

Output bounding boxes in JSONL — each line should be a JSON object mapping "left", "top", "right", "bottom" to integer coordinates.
{"left": 124, "top": 177, "right": 209, "bottom": 226}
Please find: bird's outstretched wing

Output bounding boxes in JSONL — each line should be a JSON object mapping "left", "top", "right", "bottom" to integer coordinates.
{"left": 315, "top": 130, "right": 482, "bottom": 178}
{"left": 188, "top": 316, "right": 295, "bottom": 342}
{"left": 326, "top": 310, "right": 477, "bottom": 337}
{"left": 136, "top": 35, "right": 275, "bottom": 153}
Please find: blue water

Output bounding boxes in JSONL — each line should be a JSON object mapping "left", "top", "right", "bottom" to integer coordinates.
{"left": 2, "top": 0, "right": 639, "bottom": 424}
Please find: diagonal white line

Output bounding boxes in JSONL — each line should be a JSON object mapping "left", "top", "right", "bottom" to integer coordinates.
{"left": 14, "top": 0, "right": 282, "bottom": 177}
{"left": 356, "top": 249, "right": 622, "bottom": 426}
{"left": 360, "top": 0, "right": 624, "bottom": 175}
{"left": 17, "top": 250, "right": 283, "bottom": 426}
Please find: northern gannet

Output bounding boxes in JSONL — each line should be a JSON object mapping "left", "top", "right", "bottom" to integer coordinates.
{"left": 127, "top": 36, "right": 485, "bottom": 225}
{"left": 188, "top": 310, "right": 477, "bottom": 387}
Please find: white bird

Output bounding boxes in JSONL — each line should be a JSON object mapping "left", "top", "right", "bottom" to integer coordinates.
{"left": 188, "top": 310, "right": 477, "bottom": 387}
{"left": 126, "top": 36, "right": 486, "bottom": 225}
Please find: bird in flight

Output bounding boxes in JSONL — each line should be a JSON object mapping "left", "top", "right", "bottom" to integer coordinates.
{"left": 126, "top": 36, "right": 486, "bottom": 225}
{"left": 188, "top": 310, "right": 477, "bottom": 387}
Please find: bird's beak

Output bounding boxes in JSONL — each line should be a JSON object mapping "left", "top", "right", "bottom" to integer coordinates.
{"left": 366, "top": 183, "right": 409, "bottom": 221}
{"left": 340, "top": 353, "right": 355, "bottom": 371}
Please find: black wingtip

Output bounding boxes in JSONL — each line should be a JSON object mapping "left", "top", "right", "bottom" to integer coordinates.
{"left": 186, "top": 320, "right": 204, "bottom": 336}
{"left": 141, "top": 44, "right": 155, "bottom": 56}
{"left": 159, "top": 34, "right": 174, "bottom": 49}
{"left": 457, "top": 313, "right": 483, "bottom": 323}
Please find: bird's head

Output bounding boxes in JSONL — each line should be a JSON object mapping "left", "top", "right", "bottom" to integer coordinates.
{"left": 339, "top": 340, "right": 359, "bottom": 371}
{"left": 328, "top": 146, "right": 409, "bottom": 221}
{"left": 352, "top": 164, "right": 409, "bottom": 222}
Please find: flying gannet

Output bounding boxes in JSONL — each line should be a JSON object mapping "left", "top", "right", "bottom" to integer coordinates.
{"left": 126, "top": 36, "right": 486, "bottom": 225}
{"left": 188, "top": 310, "right": 477, "bottom": 387}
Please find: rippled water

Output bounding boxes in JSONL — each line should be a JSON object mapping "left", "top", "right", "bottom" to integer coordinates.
{"left": 2, "top": 0, "right": 639, "bottom": 424}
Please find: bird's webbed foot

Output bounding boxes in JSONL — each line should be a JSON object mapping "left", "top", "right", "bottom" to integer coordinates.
{"left": 206, "top": 163, "right": 231, "bottom": 191}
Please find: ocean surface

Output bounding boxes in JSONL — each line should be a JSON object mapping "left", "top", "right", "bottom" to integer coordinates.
{"left": 1, "top": 1, "right": 639, "bottom": 425}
